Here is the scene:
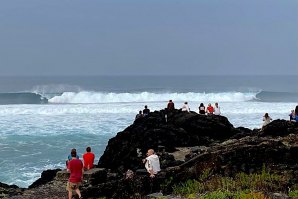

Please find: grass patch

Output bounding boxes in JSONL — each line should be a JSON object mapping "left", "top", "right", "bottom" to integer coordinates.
{"left": 173, "top": 166, "right": 292, "bottom": 198}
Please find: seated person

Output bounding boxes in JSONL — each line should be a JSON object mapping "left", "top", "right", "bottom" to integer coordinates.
{"left": 135, "top": 110, "right": 143, "bottom": 120}
{"left": 66, "top": 148, "right": 79, "bottom": 167}
{"left": 289, "top": 110, "right": 295, "bottom": 121}
{"left": 262, "top": 113, "right": 272, "bottom": 128}
{"left": 198, "top": 103, "right": 205, "bottom": 114}
{"left": 143, "top": 149, "right": 160, "bottom": 177}
{"left": 181, "top": 102, "right": 190, "bottom": 112}
{"left": 206, "top": 103, "right": 214, "bottom": 115}
{"left": 83, "top": 146, "right": 95, "bottom": 170}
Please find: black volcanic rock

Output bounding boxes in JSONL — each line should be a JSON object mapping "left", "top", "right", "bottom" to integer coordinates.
{"left": 0, "top": 182, "right": 23, "bottom": 198}
{"left": 98, "top": 110, "right": 239, "bottom": 172}
{"left": 28, "top": 169, "right": 61, "bottom": 189}
{"left": 260, "top": 119, "right": 298, "bottom": 137}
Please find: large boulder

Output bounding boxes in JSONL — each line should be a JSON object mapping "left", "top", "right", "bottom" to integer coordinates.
{"left": 98, "top": 110, "right": 239, "bottom": 172}
{"left": 260, "top": 119, "right": 298, "bottom": 137}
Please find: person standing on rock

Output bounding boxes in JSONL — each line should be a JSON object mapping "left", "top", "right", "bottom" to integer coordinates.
{"left": 143, "top": 105, "right": 150, "bottom": 116}
{"left": 167, "top": 100, "right": 175, "bottom": 110}
{"left": 143, "top": 149, "right": 160, "bottom": 178}
{"left": 67, "top": 149, "right": 83, "bottom": 199}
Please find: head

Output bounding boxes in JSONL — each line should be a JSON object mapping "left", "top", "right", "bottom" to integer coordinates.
{"left": 184, "top": 102, "right": 188, "bottom": 104}
{"left": 264, "top": 113, "right": 269, "bottom": 118}
{"left": 146, "top": 149, "right": 154, "bottom": 156}
{"left": 71, "top": 149, "right": 77, "bottom": 157}
{"left": 169, "top": 100, "right": 172, "bottom": 102}
{"left": 86, "top": 146, "right": 91, "bottom": 152}
{"left": 139, "top": 110, "right": 142, "bottom": 114}
{"left": 215, "top": 102, "right": 218, "bottom": 107}
{"left": 200, "top": 103, "right": 204, "bottom": 106}
{"left": 145, "top": 105, "right": 147, "bottom": 109}
{"left": 208, "top": 103, "right": 211, "bottom": 106}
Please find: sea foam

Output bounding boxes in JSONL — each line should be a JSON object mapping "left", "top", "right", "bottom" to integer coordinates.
{"left": 48, "top": 91, "right": 257, "bottom": 104}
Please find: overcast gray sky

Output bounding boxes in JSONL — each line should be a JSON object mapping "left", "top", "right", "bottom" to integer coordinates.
{"left": 0, "top": 0, "right": 297, "bottom": 76}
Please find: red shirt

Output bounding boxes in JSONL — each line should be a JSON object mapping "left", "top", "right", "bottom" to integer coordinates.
{"left": 68, "top": 159, "right": 83, "bottom": 183}
{"left": 207, "top": 106, "right": 214, "bottom": 113}
{"left": 83, "top": 152, "right": 95, "bottom": 169}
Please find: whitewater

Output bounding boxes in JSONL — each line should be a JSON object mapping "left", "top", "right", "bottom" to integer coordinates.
{"left": 0, "top": 75, "right": 297, "bottom": 188}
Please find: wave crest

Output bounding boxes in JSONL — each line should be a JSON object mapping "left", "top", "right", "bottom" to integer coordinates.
{"left": 48, "top": 91, "right": 257, "bottom": 104}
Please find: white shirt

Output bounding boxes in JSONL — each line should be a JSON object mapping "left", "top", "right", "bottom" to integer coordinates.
{"left": 181, "top": 104, "right": 190, "bottom": 112}
{"left": 145, "top": 154, "right": 161, "bottom": 174}
{"left": 214, "top": 106, "right": 221, "bottom": 115}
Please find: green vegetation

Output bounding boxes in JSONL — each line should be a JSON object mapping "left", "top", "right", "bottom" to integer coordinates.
{"left": 289, "top": 190, "right": 298, "bottom": 197}
{"left": 172, "top": 166, "right": 295, "bottom": 199}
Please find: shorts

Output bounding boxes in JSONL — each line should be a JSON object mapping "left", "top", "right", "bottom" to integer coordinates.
{"left": 66, "top": 181, "right": 81, "bottom": 191}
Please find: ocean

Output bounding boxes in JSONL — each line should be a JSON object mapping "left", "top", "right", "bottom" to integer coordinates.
{"left": 0, "top": 75, "right": 297, "bottom": 188}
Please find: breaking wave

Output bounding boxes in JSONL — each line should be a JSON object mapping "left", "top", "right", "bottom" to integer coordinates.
{"left": 48, "top": 91, "right": 257, "bottom": 104}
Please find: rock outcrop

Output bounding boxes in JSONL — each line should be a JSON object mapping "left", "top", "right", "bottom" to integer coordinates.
{"left": 98, "top": 110, "right": 240, "bottom": 172}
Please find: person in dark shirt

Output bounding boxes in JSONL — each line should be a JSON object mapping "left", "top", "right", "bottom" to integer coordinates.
{"left": 135, "top": 110, "right": 143, "bottom": 120}
{"left": 167, "top": 100, "right": 175, "bottom": 110}
{"left": 143, "top": 105, "right": 150, "bottom": 116}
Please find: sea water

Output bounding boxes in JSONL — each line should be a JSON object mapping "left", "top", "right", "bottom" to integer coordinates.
{"left": 0, "top": 76, "right": 297, "bottom": 187}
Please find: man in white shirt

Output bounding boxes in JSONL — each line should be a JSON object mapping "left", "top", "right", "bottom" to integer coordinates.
{"left": 143, "top": 149, "right": 161, "bottom": 177}
{"left": 181, "top": 102, "right": 190, "bottom": 112}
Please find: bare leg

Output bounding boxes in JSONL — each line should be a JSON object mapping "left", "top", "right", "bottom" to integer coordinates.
{"left": 68, "top": 190, "right": 72, "bottom": 199}
{"left": 75, "top": 188, "right": 81, "bottom": 198}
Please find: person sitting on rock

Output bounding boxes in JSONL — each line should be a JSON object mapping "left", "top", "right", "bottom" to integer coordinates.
{"left": 181, "top": 102, "right": 190, "bottom": 112}
{"left": 66, "top": 148, "right": 79, "bottom": 167}
{"left": 197, "top": 103, "right": 205, "bottom": 114}
{"left": 83, "top": 146, "right": 95, "bottom": 170}
{"left": 143, "top": 149, "right": 160, "bottom": 178}
{"left": 143, "top": 105, "right": 150, "bottom": 116}
{"left": 206, "top": 103, "right": 214, "bottom": 115}
{"left": 262, "top": 113, "right": 272, "bottom": 128}
{"left": 167, "top": 100, "right": 175, "bottom": 110}
{"left": 135, "top": 110, "right": 143, "bottom": 120}
{"left": 214, "top": 102, "right": 221, "bottom": 115}
{"left": 67, "top": 149, "right": 83, "bottom": 199}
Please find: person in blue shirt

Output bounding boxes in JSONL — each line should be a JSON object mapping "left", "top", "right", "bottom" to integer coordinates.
{"left": 66, "top": 148, "right": 79, "bottom": 167}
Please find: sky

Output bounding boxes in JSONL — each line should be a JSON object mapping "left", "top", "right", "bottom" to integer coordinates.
{"left": 0, "top": 0, "right": 297, "bottom": 76}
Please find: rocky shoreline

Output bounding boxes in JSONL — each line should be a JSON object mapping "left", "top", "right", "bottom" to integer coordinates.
{"left": 1, "top": 109, "right": 298, "bottom": 198}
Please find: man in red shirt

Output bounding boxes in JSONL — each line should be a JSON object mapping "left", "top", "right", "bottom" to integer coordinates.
{"left": 167, "top": 100, "right": 175, "bottom": 110}
{"left": 83, "top": 146, "right": 95, "bottom": 170}
{"left": 67, "top": 149, "right": 83, "bottom": 199}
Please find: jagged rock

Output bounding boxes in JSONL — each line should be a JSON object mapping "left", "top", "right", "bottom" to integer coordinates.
{"left": 0, "top": 182, "right": 23, "bottom": 198}
{"left": 56, "top": 168, "right": 107, "bottom": 185}
{"left": 260, "top": 119, "right": 298, "bottom": 137}
{"left": 98, "top": 110, "right": 239, "bottom": 173}
{"left": 29, "top": 169, "right": 61, "bottom": 189}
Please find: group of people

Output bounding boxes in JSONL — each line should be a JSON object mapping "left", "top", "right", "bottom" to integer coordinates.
{"left": 261, "top": 105, "right": 298, "bottom": 129}
{"left": 135, "top": 101, "right": 221, "bottom": 119}
{"left": 289, "top": 105, "right": 298, "bottom": 122}
{"left": 197, "top": 102, "right": 221, "bottom": 115}
{"left": 66, "top": 147, "right": 95, "bottom": 199}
